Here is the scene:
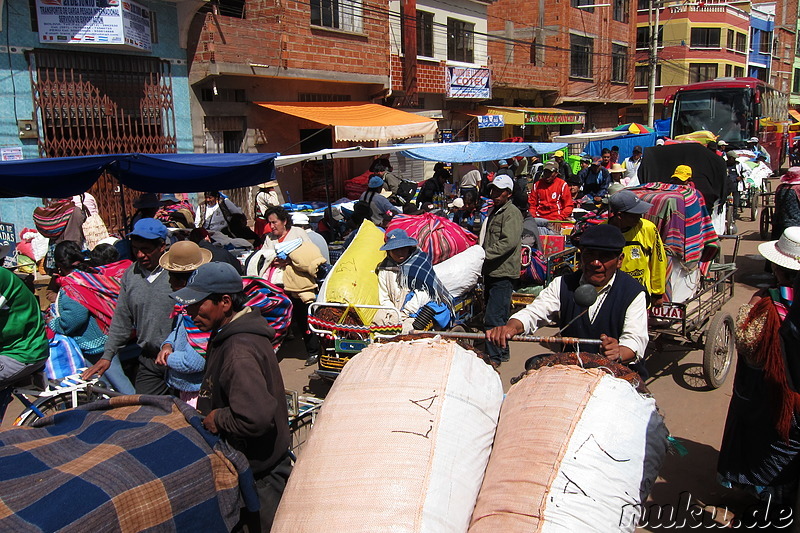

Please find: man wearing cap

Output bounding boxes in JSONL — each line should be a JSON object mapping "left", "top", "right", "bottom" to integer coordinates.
{"left": 480, "top": 174, "right": 523, "bottom": 365}
{"left": 486, "top": 224, "right": 649, "bottom": 367}
{"left": 553, "top": 150, "right": 574, "bottom": 182}
{"left": 747, "top": 136, "right": 770, "bottom": 165}
{"left": 621, "top": 146, "right": 643, "bottom": 186}
{"left": 376, "top": 229, "right": 452, "bottom": 332}
{"left": 607, "top": 191, "right": 667, "bottom": 307}
{"left": 359, "top": 175, "right": 400, "bottom": 227}
{"left": 528, "top": 161, "right": 574, "bottom": 227}
{"left": 579, "top": 158, "right": 611, "bottom": 202}
{"left": 83, "top": 218, "right": 175, "bottom": 395}
{"left": 172, "top": 262, "right": 291, "bottom": 531}
{"left": 669, "top": 164, "right": 694, "bottom": 187}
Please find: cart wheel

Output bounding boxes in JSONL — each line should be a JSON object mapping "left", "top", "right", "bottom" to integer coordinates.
{"left": 760, "top": 208, "right": 771, "bottom": 240}
{"left": 703, "top": 312, "right": 735, "bottom": 389}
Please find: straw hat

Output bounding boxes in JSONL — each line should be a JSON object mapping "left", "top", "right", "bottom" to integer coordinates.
{"left": 609, "top": 163, "right": 625, "bottom": 174}
{"left": 758, "top": 227, "right": 800, "bottom": 271}
{"left": 159, "top": 240, "right": 213, "bottom": 272}
{"left": 258, "top": 181, "right": 279, "bottom": 188}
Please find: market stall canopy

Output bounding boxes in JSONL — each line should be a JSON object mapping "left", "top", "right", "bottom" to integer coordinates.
{"left": 482, "top": 106, "right": 586, "bottom": 126}
{"left": 256, "top": 102, "right": 439, "bottom": 142}
{"left": 0, "top": 153, "right": 278, "bottom": 198}
{"left": 399, "top": 142, "right": 568, "bottom": 162}
{"left": 552, "top": 131, "right": 627, "bottom": 143}
{"left": 274, "top": 143, "right": 439, "bottom": 167}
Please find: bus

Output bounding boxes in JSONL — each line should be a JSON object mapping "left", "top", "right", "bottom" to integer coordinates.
{"left": 666, "top": 77, "right": 788, "bottom": 170}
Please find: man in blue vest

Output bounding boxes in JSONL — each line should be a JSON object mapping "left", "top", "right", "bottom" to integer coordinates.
{"left": 486, "top": 224, "right": 648, "bottom": 365}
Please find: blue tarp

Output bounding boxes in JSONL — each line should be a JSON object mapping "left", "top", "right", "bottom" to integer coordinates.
{"left": 655, "top": 118, "right": 671, "bottom": 139}
{"left": 399, "top": 142, "right": 568, "bottom": 163}
{"left": 585, "top": 133, "right": 657, "bottom": 162}
{"left": 0, "top": 153, "right": 278, "bottom": 198}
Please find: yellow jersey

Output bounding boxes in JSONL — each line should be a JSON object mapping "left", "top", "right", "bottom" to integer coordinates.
{"left": 619, "top": 218, "right": 667, "bottom": 297}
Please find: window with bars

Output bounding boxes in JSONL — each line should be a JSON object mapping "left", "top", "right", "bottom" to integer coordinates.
{"left": 447, "top": 18, "right": 474, "bottom": 63}
{"left": 570, "top": 34, "right": 593, "bottom": 79}
{"left": 636, "top": 25, "right": 662, "bottom": 49}
{"left": 612, "top": 44, "right": 627, "bottom": 82}
{"left": 690, "top": 27, "right": 721, "bottom": 48}
{"left": 613, "top": 0, "right": 629, "bottom": 23}
{"left": 311, "top": 0, "right": 363, "bottom": 33}
{"left": 688, "top": 63, "right": 718, "bottom": 83}
{"left": 634, "top": 64, "right": 660, "bottom": 87}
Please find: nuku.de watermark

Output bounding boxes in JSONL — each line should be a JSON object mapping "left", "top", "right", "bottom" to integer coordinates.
{"left": 619, "top": 491, "right": 794, "bottom": 529}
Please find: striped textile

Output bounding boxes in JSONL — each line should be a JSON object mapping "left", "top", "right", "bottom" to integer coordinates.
{"left": 628, "top": 183, "right": 718, "bottom": 264}
{"left": 58, "top": 260, "right": 133, "bottom": 334}
{"left": 0, "top": 395, "right": 257, "bottom": 532}
{"left": 182, "top": 276, "right": 293, "bottom": 357}
{"left": 387, "top": 212, "right": 478, "bottom": 265}
{"left": 32, "top": 199, "right": 75, "bottom": 239}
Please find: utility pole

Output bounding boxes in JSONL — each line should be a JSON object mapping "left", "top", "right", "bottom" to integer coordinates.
{"left": 646, "top": 0, "right": 660, "bottom": 128}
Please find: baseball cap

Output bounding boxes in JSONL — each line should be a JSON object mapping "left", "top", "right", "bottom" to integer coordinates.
{"left": 748, "top": 137, "right": 759, "bottom": 143}
{"left": 578, "top": 224, "right": 626, "bottom": 252}
{"left": 368, "top": 175, "right": 385, "bottom": 188}
{"left": 130, "top": 218, "right": 168, "bottom": 241}
{"left": 671, "top": 165, "right": 692, "bottom": 182}
{"left": 554, "top": 150, "right": 565, "bottom": 158}
{"left": 380, "top": 228, "right": 418, "bottom": 251}
{"left": 609, "top": 190, "right": 653, "bottom": 214}
{"left": 171, "top": 262, "right": 243, "bottom": 305}
{"left": 498, "top": 159, "right": 509, "bottom": 166}
{"left": 632, "top": 145, "right": 643, "bottom": 153}
{"left": 448, "top": 197, "right": 465, "bottom": 209}
{"left": 717, "top": 140, "right": 727, "bottom": 147}
{"left": 160, "top": 193, "right": 180, "bottom": 203}
{"left": 542, "top": 161, "right": 559, "bottom": 172}
{"left": 491, "top": 175, "right": 514, "bottom": 191}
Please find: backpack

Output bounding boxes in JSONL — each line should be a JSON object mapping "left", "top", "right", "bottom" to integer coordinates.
{"left": 353, "top": 192, "right": 375, "bottom": 222}
{"left": 393, "top": 180, "right": 417, "bottom": 205}
{"left": 33, "top": 199, "right": 75, "bottom": 240}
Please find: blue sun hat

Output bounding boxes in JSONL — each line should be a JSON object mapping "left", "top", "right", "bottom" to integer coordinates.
{"left": 380, "top": 229, "right": 418, "bottom": 251}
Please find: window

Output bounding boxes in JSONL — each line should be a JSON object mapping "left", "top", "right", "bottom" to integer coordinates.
{"left": 298, "top": 93, "right": 351, "bottom": 102}
{"left": 637, "top": 0, "right": 650, "bottom": 10}
{"left": 734, "top": 66, "right": 744, "bottom": 77}
{"left": 688, "top": 63, "right": 718, "bottom": 83}
{"left": 796, "top": 36, "right": 800, "bottom": 57}
{"left": 612, "top": 44, "right": 627, "bottom": 82}
{"left": 311, "top": 0, "right": 363, "bottom": 32}
{"left": 736, "top": 32, "right": 747, "bottom": 53}
{"left": 199, "top": 0, "right": 245, "bottom": 18}
{"left": 201, "top": 88, "right": 246, "bottom": 102}
{"left": 613, "top": 0, "right": 629, "bottom": 23}
{"left": 417, "top": 11, "right": 434, "bottom": 57}
{"left": 634, "top": 64, "right": 661, "bottom": 87}
{"left": 759, "top": 31, "right": 773, "bottom": 54}
{"left": 725, "top": 64, "right": 732, "bottom": 77}
{"left": 794, "top": 69, "right": 800, "bottom": 94}
{"left": 447, "top": 18, "right": 474, "bottom": 63}
{"left": 690, "top": 27, "right": 721, "bottom": 48}
{"left": 570, "top": 34, "right": 593, "bottom": 79}
{"left": 726, "top": 29, "right": 734, "bottom": 50}
{"left": 636, "top": 25, "right": 663, "bottom": 49}
{"left": 571, "top": 0, "right": 594, "bottom": 13}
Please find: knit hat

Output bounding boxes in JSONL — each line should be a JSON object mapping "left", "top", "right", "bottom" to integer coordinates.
{"left": 368, "top": 175, "right": 385, "bottom": 188}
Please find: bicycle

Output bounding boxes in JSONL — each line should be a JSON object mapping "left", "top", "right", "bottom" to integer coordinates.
{"left": 0, "top": 369, "right": 110, "bottom": 427}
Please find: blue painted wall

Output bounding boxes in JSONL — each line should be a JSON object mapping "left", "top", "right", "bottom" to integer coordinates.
{"left": 748, "top": 14, "right": 774, "bottom": 74}
{"left": 0, "top": 0, "right": 193, "bottom": 235}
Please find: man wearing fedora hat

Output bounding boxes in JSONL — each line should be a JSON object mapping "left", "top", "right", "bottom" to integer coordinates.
{"left": 487, "top": 224, "right": 649, "bottom": 369}
{"left": 83, "top": 218, "right": 175, "bottom": 395}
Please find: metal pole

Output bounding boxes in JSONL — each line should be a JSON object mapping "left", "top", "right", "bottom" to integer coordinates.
{"left": 646, "top": 0, "right": 660, "bottom": 128}
{"left": 408, "top": 329, "right": 602, "bottom": 345}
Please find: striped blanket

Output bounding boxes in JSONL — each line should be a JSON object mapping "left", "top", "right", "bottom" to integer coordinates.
{"left": 58, "top": 260, "right": 132, "bottom": 334}
{"left": 33, "top": 199, "right": 75, "bottom": 239}
{"left": 387, "top": 212, "right": 478, "bottom": 265}
{"left": 181, "top": 276, "right": 293, "bottom": 357}
{"left": 629, "top": 183, "right": 718, "bottom": 264}
{"left": 0, "top": 395, "right": 257, "bottom": 532}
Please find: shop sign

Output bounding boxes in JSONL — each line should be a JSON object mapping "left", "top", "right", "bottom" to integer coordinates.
{"left": 447, "top": 67, "right": 491, "bottom": 99}
{"left": 477, "top": 115, "right": 504, "bottom": 128}
{"left": 524, "top": 112, "right": 586, "bottom": 126}
{"left": 0, "top": 147, "right": 23, "bottom": 161}
{"left": 0, "top": 222, "right": 17, "bottom": 267}
{"left": 36, "top": 0, "right": 152, "bottom": 52}
{"left": 439, "top": 129, "right": 454, "bottom": 143}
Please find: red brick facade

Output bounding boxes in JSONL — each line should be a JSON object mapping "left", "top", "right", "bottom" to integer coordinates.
{"left": 390, "top": 55, "right": 448, "bottom": 93}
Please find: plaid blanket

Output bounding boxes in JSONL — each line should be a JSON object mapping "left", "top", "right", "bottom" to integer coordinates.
{"left": 629, "top": 183, "right": 718, "bottom": 264}
{"left": 0, "top": 395, "right": 257, "bottom": 532}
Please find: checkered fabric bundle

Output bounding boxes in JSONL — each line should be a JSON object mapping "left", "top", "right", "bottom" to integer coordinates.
{"left": 0, "top": 395, "right": 257, "bottom": 532}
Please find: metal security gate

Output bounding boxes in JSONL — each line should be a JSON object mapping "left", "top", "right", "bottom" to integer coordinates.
{"left": 29, "top": 49, "right": 178, "bottom": 233}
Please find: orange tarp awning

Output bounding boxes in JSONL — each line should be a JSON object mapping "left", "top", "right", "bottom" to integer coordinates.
{"left": 256, "top": 102, "right": 439, "bottom": 142}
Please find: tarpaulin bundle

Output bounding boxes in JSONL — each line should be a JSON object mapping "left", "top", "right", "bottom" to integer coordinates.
{"left": 387, "top": 212, "right": 478, "bottom": 264}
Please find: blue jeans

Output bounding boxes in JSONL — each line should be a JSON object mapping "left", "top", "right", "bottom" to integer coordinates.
{"left": 85, "top": 351, "right": 136, "bottom": 395}
{"left": 484, "top": 276, "right": 515, "bottom": 363}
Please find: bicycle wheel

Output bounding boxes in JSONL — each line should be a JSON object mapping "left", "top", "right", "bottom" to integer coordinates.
{"left": 760, "top": 208, "right": 771, "bottom": 240}
{"left": 15, "top": 390, "right": 96, "bottom": 426}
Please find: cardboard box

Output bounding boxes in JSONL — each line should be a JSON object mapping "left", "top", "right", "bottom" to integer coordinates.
{"left": 541, "top": 235, "right": 566, "bottom": 257}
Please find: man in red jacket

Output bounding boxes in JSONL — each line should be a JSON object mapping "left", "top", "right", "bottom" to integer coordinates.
{"left": 528, "top": 161, "right": 574, "bottom": 232}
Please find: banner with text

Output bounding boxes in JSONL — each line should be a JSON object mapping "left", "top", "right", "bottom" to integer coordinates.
{"left": 37, "top": 0, "right": 152, "bottom": 51}
{"left": 446, "top": 67, "right": 491, "bottom": 99}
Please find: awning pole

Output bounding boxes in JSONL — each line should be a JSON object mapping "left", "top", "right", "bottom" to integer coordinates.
{"left": 118, "top": 180, "right": 129, "bottom": 237}
{"left": 322, "top": 153, "right": 331, "bottom": 211}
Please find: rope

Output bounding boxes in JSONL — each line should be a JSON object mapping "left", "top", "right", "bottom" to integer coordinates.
{"left": 308, "top": 315, "right": 402, "bottom": 335}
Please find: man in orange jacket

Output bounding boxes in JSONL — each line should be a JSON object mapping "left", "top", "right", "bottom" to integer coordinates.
{"left": 528, "top": 161, "right": 574, "bottom": 234}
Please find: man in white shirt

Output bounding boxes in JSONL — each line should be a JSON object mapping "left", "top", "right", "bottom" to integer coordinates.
{"left": 621, "top": 145, "right": 643, "bottom": 187}
{"left": 486, "top": 224, "right": 648, "bottom": 368}
{"left": 457, "top": 163, "right": 482, "bottom": 197}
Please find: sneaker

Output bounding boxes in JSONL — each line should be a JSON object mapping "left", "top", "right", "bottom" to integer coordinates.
{"left": 304, "top": 354, "right": 319, "bottom": 367}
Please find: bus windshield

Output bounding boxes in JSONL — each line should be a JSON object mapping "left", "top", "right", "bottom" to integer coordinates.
{"left": 672, "top": 88, "right": 754, "bottom": 143}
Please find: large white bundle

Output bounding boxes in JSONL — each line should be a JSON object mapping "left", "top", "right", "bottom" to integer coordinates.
{"left": 274, "top": 338, "right": 503, "bottom": 533}
{"left": 433, "top": 245, "right": 485, "bottom": 298}
{"left": 470, "top": 365, "right": 668, "bottom": 533}
{"left": 666, "top": 256, "right": 699, "bottom": 304}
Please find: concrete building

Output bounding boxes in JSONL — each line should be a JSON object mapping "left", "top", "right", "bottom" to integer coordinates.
{"left": 750, "top": 4, "right": 775, "bottom": 82}
{"left": 0, "top": 0, "right": 196, "bottom": 233}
